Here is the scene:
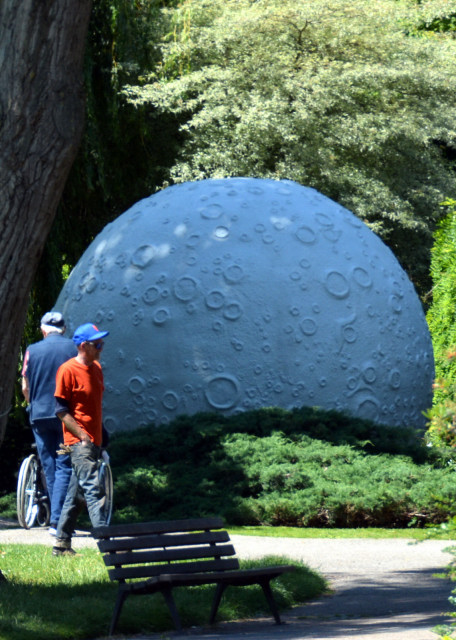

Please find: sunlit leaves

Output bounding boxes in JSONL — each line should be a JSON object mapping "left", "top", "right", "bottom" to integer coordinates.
{"left": 122, "top": 0, "right": 456, "bottom": 295}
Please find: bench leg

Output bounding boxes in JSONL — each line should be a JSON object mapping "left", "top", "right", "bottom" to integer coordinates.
{"left": 110, "top": 590, "right": 127, "bottom": 636}
{"left": 260, "top": 580, "right": 282, "bottom": 624}
{"left": 161, "top": 586, "right": 183, "bottom": 631}
{"left": 209, "top": 583, "right": 226, "bottom": 624}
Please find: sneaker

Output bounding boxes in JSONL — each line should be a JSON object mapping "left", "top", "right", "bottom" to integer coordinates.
{"left": 52, "top": 547, "right": 79, "bottom": 557}
{"left": 49, "top": 526, "right": 57, "bottom": 537}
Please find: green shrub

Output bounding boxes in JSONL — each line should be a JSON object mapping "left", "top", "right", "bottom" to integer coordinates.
{"left": 426, "top": 202, "right": 456, "bottom": 387}
{"left": 105, "top": 406, "right": 455, "bottom": 528}
{"left": 425, "top": 201, "right": 456, "bottom": 451}
{"left": 4, "top": 405, "right": 450, "bottom": 528}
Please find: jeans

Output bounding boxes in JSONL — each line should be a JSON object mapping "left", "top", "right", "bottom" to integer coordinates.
{"left": 55, "top": 441, "right": 107, "bottom": 547}
{"left": 31, "top": 418, "right": 72, "bottom": 526}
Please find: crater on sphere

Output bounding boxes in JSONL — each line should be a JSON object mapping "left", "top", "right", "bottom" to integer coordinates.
{"left": 55, "top": 178, "right": 434, "bottom": 431}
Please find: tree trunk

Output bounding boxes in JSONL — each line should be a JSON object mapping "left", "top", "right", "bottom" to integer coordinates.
{"left": 0, "top": 0, "right": 93, "bottom": 445}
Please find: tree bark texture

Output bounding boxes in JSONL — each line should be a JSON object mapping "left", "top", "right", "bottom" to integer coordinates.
{"left": 0, "top": 0, "right": 93, "bottom": 445}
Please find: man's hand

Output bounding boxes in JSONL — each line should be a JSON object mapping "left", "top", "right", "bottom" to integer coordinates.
{"left": 57, "top": 410, "right": 91, "bottom": 444}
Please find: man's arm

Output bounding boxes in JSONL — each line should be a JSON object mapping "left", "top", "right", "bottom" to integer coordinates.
{"left": 56, "top": 410, "right": 91, "bottom": 445}
{"left": 21, "top": 350, "right": 30, "bottom": 403}
{"left": 21, "top": 376, "right": 30, "bottom": 403}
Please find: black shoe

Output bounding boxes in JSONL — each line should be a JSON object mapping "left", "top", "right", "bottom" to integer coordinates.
{"left": 52, "top": 546, "right": 79, "bottom": 557}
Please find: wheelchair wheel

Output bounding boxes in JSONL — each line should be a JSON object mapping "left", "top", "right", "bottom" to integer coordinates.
{"left": 17, "top": 454, "right": 50, "bottom": 529}
{"left": 98, "top": 461, "right": 113, "bottom": 525}
{"left": 17, "top": 454, "right": 39, "bottom": 529}
{"left": 36, "top": 493, "right": 51, "bottom": 527}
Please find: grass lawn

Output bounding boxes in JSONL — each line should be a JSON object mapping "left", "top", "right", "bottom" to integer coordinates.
{"left": 0, "top": 543, "right": 326, "bottom": 640}
{"left": 0, "top": 525, "right": 453, "bottom": 639}
{"left": 229, "top": 525, "right": 456, "bottom": 540}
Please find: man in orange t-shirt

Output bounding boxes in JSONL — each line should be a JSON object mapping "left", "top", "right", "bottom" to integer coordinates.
{"left": 52, "top": 322, "right": 109, "bottom": 556}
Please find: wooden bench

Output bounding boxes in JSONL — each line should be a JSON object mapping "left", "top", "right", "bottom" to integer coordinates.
{"left": 92, "top": 516, "right": 295, "bottom": 635}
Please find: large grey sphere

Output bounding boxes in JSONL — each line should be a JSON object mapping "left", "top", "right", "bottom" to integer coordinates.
{"left": 55, "top": 178, "right": 434, "bottom": 431}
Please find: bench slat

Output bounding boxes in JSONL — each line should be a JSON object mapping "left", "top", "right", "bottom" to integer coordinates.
{"left": 127, "top": 566, "right": 296, "bottom": 593}
{"left": 164, "top": 566, "right": 296, "bottom": 587}
{"left": 108, "top": 557, "right": 240, "bottom": 581}
{"left": 98, "top": 530, "right": 230, "bottom": 553}
{"left": 93, "top": 516, "right": 224, "bottom": 539}
{"left": 103, "top": 543, "right": 236, "bottom": 567}
{"left": 94, "top": 518, "right": 296, "bottom": 635}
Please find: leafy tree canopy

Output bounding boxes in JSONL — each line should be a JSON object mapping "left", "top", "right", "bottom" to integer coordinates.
{"left": 122, "top": 0, "right": 456, "bottom": 298}
{"left": 410, "top": 0, "right": 456, "bottom": 34}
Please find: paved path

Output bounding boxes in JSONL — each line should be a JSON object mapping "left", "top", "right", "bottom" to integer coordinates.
{"left": 1, "top": 521, "right": 455, "bottom": 640}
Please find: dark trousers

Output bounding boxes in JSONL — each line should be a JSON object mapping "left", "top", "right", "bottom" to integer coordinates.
{"left": 55, "top": 441, "right": 106, "bottom": 547}
{"left": 31, "top": 418, "right": 72, "bottom": 526}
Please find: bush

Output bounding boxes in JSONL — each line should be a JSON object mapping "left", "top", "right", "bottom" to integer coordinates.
{"left": 426, "top": 201, "right": 456, "bottom": 405}
{"left": 425, "top": 201, "right": 456, "bottom": 451}
{"left": 3, "top": 405, "right": 450, "bottom": 528}
{"left": 106, "top": 406, "right": 454, "bottom": 528}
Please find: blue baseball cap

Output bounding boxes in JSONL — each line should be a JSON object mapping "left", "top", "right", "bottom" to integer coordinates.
{"left": 72, "top": 323, "right": 109, "bottom": 345}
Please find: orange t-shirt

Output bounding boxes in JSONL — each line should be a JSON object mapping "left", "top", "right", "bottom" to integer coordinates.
{"left": 55, "top": 358, "right": 104, "bottom": 446}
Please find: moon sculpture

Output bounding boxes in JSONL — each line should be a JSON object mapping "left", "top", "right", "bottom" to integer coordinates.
{"left": 55, "top": 178, "right": 434, "bottom": 431}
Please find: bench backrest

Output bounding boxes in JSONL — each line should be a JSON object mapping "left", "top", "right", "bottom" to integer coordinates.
{"left": 93, "top": 517, "right": 239, "bottom": 582}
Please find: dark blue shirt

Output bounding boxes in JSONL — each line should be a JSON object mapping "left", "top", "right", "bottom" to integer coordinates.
{"left": 24, "top": 334, "right": 77, "bottom": 423}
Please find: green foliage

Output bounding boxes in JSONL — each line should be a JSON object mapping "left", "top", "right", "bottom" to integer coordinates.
{"left": 424, "top": 372, "right": 456, "bottom": 449}
{"left": 106, "top": 406, "right": 455, "bottom": 528}
{"left": 408, "top": 0, "right": 456, "bottom": 34}
{"left": 425, "top": 201, "right": 456, "bottom": 448}
{"left": 0, "top": 545, "right": 324, "bottom": 639}
{"left": 0, "top": 493, "right": 16, "bottom": 519}
{"left": 426, "top": 201, "right": 456, "bottom": 383}
{"left": 219, "top": 432, "right": 445, "bottom": 527}
{"left": 123, "top": 0, "right": 456, "bottom": 297}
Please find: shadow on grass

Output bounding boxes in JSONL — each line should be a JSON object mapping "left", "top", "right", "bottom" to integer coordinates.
{"left": 0, "top": 548, "right": 326, "bottom": 640}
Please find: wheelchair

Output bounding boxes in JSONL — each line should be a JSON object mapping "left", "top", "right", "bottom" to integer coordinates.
{"left": 16, "top": 443, "right": 113, "bottom": 529}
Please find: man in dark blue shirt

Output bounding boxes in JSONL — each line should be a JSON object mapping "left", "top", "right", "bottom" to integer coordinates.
{"left": 22, "top": 312, "right": 77, "bottom": 534}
